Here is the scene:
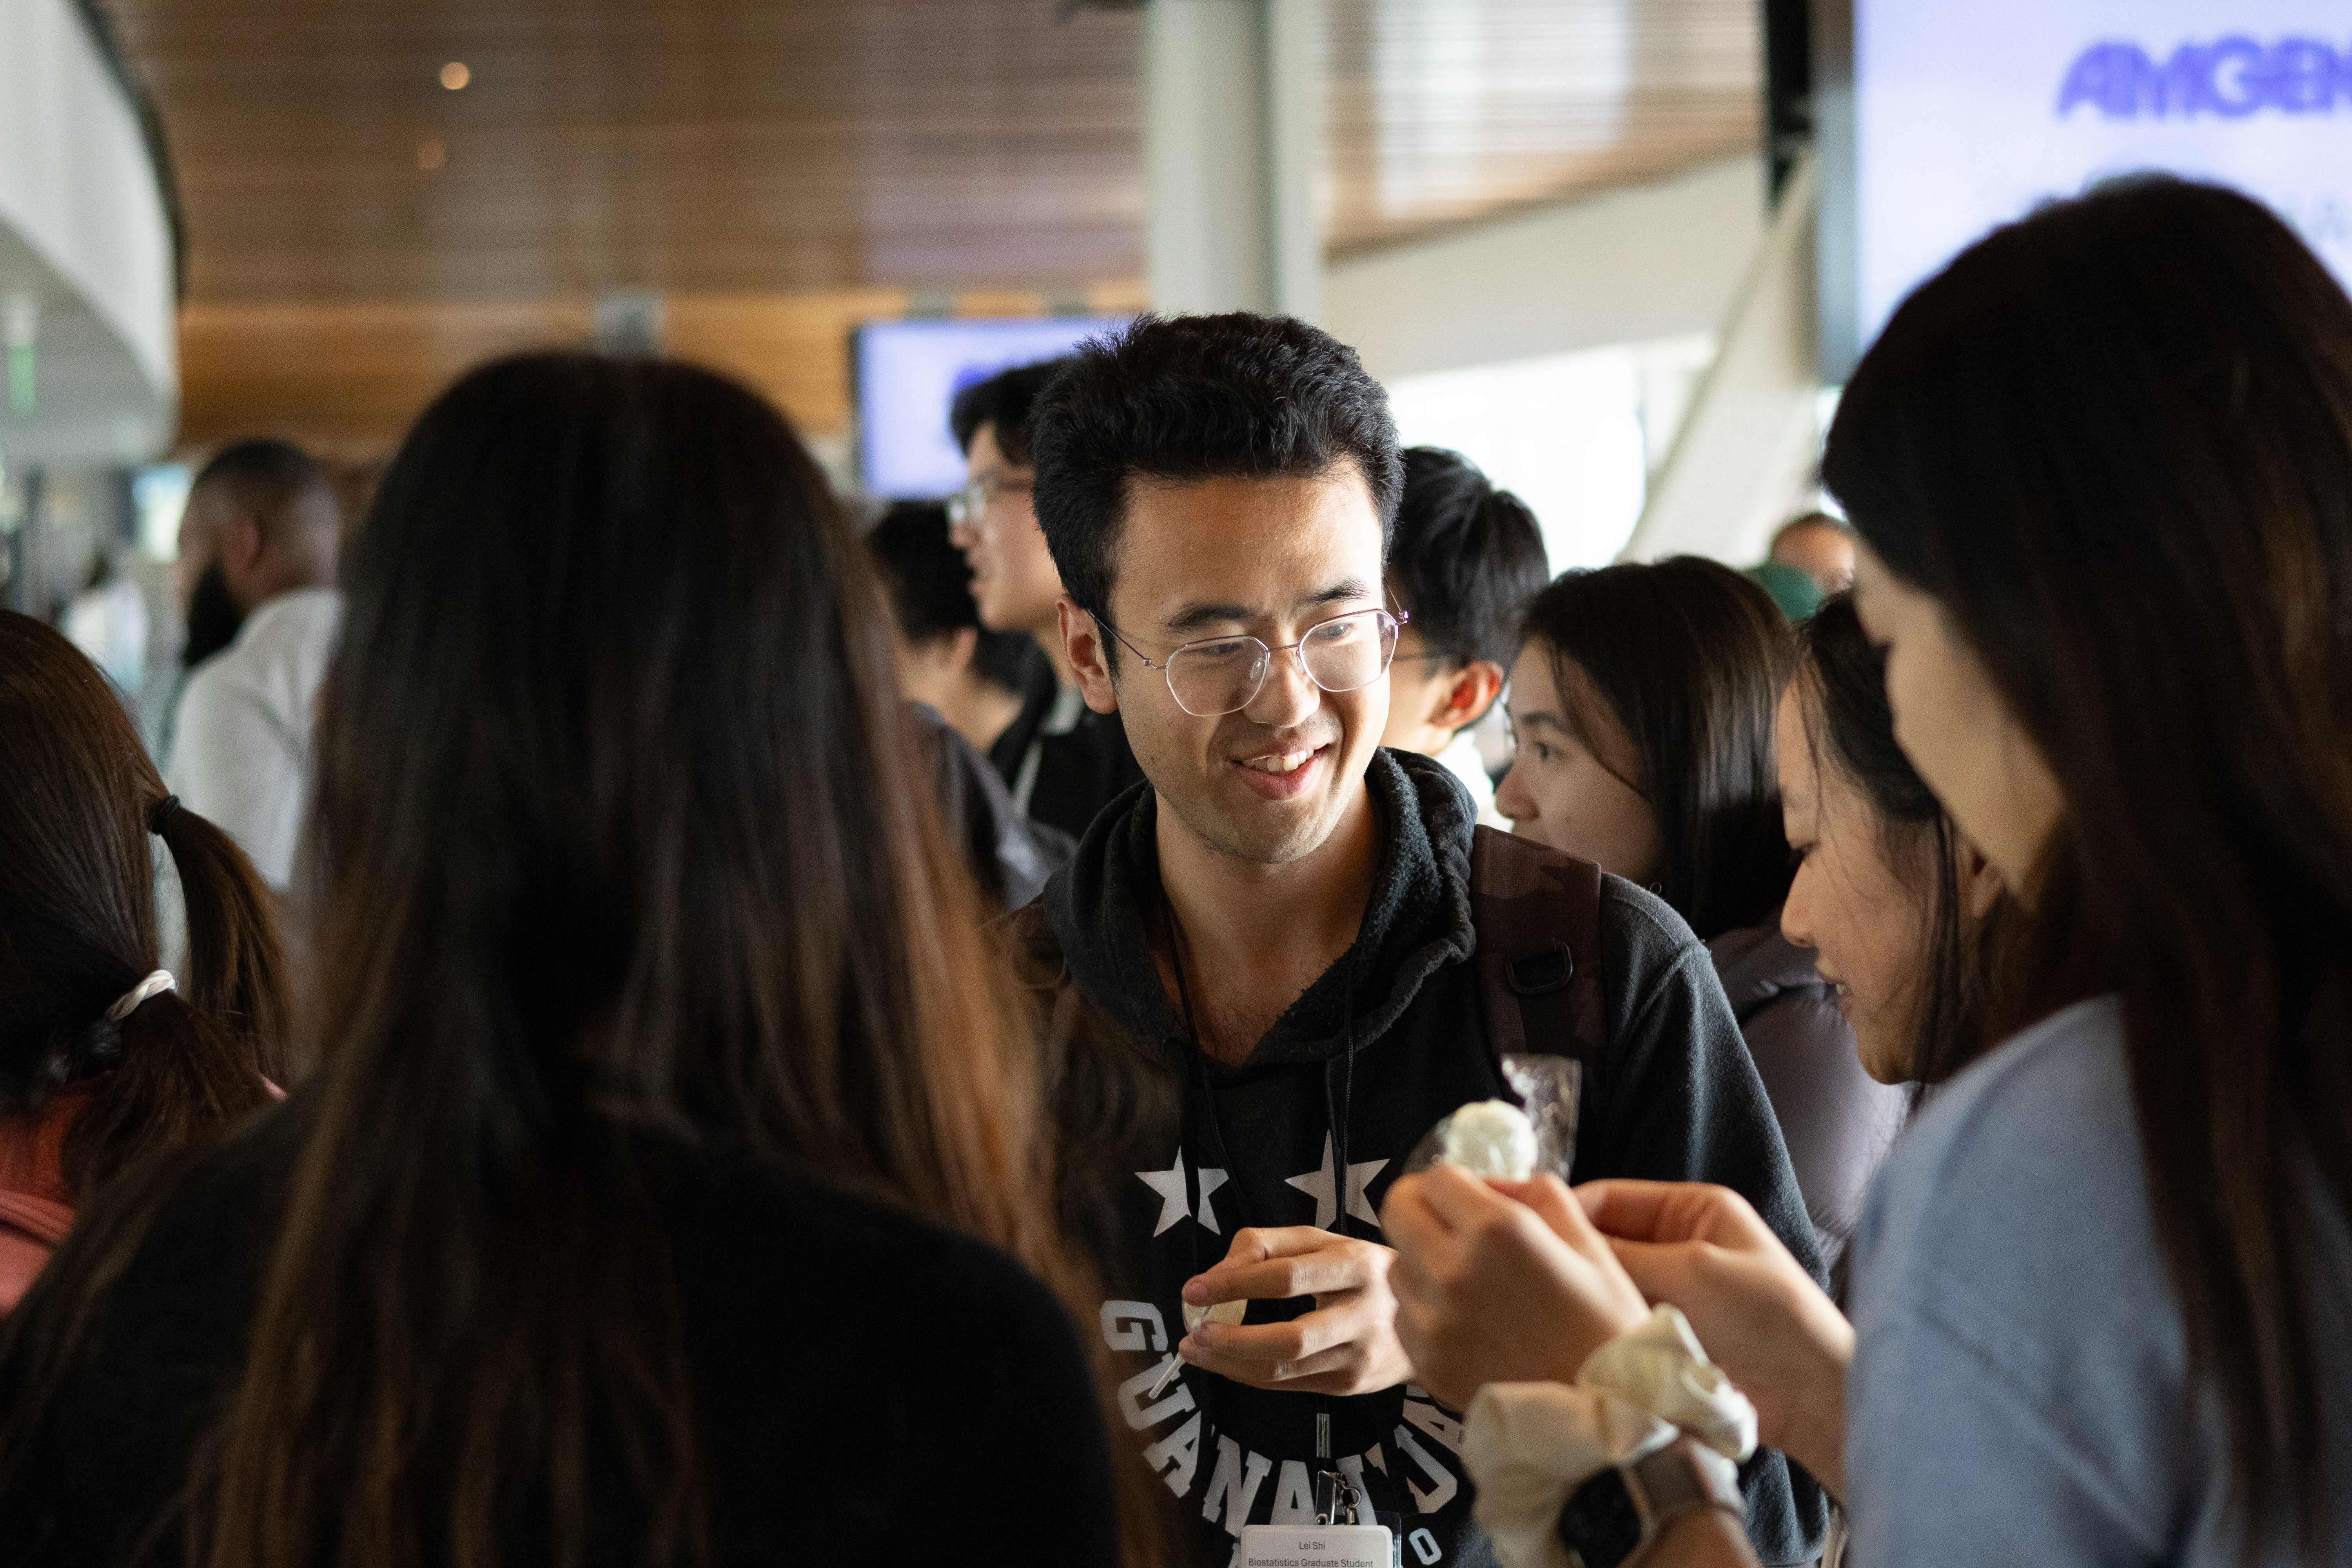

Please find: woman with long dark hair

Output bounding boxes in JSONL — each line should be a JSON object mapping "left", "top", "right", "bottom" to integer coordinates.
{"left": 1780, "top": 596, "right": 2007, "bottom": 1096}
{"left": 0, "top": 353, "right": 1123, "bottom": 1565}
{"left": 1383, "top": 179, "right": 2352, "bottom": 1568}
{"left": 1498, "top": 559, "right": 1905, "bottom": 1266}
{"left": 0, "top": 613, "right": 288, "bottom": 1311}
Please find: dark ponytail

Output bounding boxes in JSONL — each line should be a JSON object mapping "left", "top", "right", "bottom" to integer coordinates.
{"left": 0, "top": 614, "right": 288, "bottom": 1205}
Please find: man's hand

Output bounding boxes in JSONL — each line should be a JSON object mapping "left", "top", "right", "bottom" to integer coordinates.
{"left": 1177, "top": 1226, "right": 1414, "bottom": 1396}
{"left": 1580, "top": 1180, "right": 1854, "bottom": 1496}
{"left": 1381, "top": 1166, "right": 1650, "bottom": 1411}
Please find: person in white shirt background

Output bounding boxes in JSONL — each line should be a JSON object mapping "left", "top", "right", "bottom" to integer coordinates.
{"left": 165, "top": 439, "right": 343, "bottom": 891}
{"left": 1377, "top": 445, "right": 1550, "bottom": 828}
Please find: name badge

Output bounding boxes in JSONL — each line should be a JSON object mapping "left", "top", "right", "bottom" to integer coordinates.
{"left": 1237, "top": 1523, "right": 1396, "bottom": 1568}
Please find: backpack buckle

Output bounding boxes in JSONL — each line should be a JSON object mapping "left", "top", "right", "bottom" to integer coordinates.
{"left": 1505, "top": 942, "right": 1574, "bottom": 996}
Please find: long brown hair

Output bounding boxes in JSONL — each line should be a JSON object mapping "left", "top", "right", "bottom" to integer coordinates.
{"left": 187, "top": 354, "right": 1101, "bottom": 1565}
{"left": 1824, "top": 178, "right": 2352, "bottom": 1556}
{"left": 0, "top": 612, "right": 286, "bottom": 1200}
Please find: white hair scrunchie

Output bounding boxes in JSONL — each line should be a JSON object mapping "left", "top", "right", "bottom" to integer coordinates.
{"left": 103, "top": 970, "right": 177, "bottom": 1024}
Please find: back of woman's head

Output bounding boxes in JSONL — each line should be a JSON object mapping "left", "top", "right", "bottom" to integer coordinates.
{"left": 0, "top": 613, "right": 284, "bottom": 1198}
{"left": 1519, "top": 556, "right": 1791, "bottom": 937}
{"left": 1791, "top": 596, "right": 1996, "bottom": 1085}
{"left": 215, "top": 353, "right": 1062, "bottom": 1565}
{"left": 1823, "top": 177, "right": 2352, "bottom": 1554}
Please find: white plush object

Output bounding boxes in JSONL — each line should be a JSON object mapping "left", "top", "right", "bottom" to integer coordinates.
{"left": 1441, "top": 1099, "right": 1539, "bottom": 1180}
{"left": 1182, "top": 1299, "right": 1247, "bottom": 1334}
{"left": 1462, "top": 1305, "right": 1760, "bottom": 1568}
{"left": 1463, "top": 1383, "right": 1677, "bottom": 1568}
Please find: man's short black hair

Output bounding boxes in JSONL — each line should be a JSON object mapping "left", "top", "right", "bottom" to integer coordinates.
{"left": 865, "top": 501, "right": 1048, "bottom": 697}
{"left": 1029, "top": 312, "right": 1403, "bottom": 630}
{"left": 949, "top": 358, "right": 1073, "bottom": 466}
{"left": 1388, "top": 447, "right": 1550, "bottom": 669}
{"left": 190, "top": 437, "right": 330, "bottom": 519}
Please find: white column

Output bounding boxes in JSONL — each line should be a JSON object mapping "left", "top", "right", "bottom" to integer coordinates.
{"left": 1143, "top": 0, "right": 1323, "bottom": 322}
{"left": 1617, "top": 153, "right": 1823, "bottom": 566}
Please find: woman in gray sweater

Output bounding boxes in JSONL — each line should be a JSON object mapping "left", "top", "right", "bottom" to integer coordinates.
{"left": 1390, "top": 177, "right": 2352, "bottom": 1568}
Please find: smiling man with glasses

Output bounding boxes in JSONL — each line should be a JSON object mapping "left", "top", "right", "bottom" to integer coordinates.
{"left": 1011, "top": 313, "right": 1824, "bottom": 1567}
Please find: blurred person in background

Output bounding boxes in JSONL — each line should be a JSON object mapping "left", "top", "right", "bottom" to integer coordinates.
{"left": 0, "top": 354, "right": 1126, "bottom": 1565}
{"left": 869, "top": 498, "right": 1053, "bottom": 756}
{"left": 1377, "top": 447, "right": 1549, "bottom": 829}
{"left": 165, "top": 439, "right": 344, "bottom": 890}
{"left": 0, "top": 612, "right": 287, "bottom": 1314}
{"left": 1498, "top": 559, "right": 1905, "bottom": 1269}
{"left": 950, "top": 359, "right": 1147, "bottom": 841}
{"left": 867, "top": 499, "right": 1075, "bottom": 910}
{"left": 62, "top": 552, "right": 151, "bottom": 699}
{"left": 1771, "top": 514, "right": 1856, "bottom": 601}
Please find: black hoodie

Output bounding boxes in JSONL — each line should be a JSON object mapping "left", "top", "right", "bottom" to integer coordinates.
{"left": 1019, "top": 750, "right": 1828, "bottom": 1567}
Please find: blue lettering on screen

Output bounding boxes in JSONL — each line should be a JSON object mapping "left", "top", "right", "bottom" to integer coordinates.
{"left": 2058, "top": 37, "right": 2352, "bottom": 118}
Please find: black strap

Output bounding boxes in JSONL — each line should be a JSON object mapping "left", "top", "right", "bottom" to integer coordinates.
{"left": 1467, "top": 825, "right": 1607, "bottom": 1065}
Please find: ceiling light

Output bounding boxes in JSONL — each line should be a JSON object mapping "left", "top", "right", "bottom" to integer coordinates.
{"left": 440, "top": 61, "right": 470, "bottom": 91}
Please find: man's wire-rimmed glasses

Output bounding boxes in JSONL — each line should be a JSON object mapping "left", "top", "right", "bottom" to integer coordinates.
{"left": 1096, "top": 607, "right": 1408, "bottom": 717}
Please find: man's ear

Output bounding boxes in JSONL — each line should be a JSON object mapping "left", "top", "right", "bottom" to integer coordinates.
{"left": 1434, "top": 660, "right": 1506, "bottom": 732}
{"left": 1957, "top": 834, "right": 2007, "bottom": 920}
{"left": 1058, "top": 597, "right": 1120, "bottom": 715}
{"left": 224, "top": 510, "right": 267, "bottom": 576}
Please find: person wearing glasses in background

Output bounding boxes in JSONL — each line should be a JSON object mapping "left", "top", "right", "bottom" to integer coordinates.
{"left": 1007, "top": 314, "right": 1825, "bottom": 1566}
{"left": 950, "top": 360, "right": 1148, "bottom": 842}
{"left": 1377, "top": 447, "right": 1550, "bottom": 830}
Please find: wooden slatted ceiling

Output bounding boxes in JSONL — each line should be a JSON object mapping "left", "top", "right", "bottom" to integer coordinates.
{"left": 104, "top": 0, "right": 1758, "bottom": 455}
{"left": 1323, "top": 0, "right": 1760, "bottom": 256}
{"left": 109, "top": 0, "right": 1145, "bottom": 303}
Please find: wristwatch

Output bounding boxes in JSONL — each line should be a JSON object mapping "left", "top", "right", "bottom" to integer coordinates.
{"left": 1556, "top": 1434, "right": 1746, "bottom": 1568}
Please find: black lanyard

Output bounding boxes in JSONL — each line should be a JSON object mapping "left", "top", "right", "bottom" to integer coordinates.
{"left": 1160, "top": 889, "right": 1369, "bottom": 1485}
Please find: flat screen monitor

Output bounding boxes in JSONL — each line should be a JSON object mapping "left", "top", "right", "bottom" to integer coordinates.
{"left": 855, "top": 316, "right": 1128, "bottom": 499}
{"left": 1820, "top": 0, "right": 2352, "bottom": 376}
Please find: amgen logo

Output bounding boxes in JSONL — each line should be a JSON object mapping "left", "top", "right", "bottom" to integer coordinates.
{"left": 2059, "top": 37, "right": 2352, "bottom": 118}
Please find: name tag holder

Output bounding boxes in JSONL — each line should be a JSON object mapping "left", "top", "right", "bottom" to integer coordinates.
{"left": 1237, "top": 1429, "right": 1398, "bottom": 1568}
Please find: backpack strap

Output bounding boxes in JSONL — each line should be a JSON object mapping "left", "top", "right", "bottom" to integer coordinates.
{"left": 1467, "top": 825, "right": 1608, "bottom": 1065}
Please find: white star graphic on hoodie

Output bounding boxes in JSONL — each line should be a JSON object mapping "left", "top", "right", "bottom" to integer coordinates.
{"left": 1136, "top": 1148, "right": 1190, "bottom": 1236}
{"left": 1285, "top": 1132, "right": 1387, "bottom": 1231}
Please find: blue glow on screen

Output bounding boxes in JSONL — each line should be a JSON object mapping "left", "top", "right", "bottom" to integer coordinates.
{"left": 856, "top": 317, "right": 1129, "bottom": 499}
{"left": 1856, "top": 0, "right": 2352, "bottom": 354}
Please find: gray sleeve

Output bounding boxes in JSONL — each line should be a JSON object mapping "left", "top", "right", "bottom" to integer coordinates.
{"left": 1739, "top": 989, "right": 1909, "bottom": 1272}
{"left": 1576, "top": 880, "right": 1829, "bottom": 1565}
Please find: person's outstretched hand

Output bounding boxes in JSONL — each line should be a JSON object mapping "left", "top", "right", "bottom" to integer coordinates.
{"left": 1177, "top": 1227, "right": 1414, "bottom": 1396}
{"left": 1381, "top": 1165, "right": 1650, "bottom": 1411}
{"left": 1580, "top": 1180, "right": 1854, "bottom": 1496}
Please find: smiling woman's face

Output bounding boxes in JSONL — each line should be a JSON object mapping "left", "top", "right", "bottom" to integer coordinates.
{"left": 1776, "top": 681, "right": 1932, "bottom": 1082}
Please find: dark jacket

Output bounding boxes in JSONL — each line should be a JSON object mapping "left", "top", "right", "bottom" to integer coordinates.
{"left": 909, "top": 701, "right": 1075, "bottom": 911}
{"left": 987, "top": 659, "right": 1149, "bottom": 843}
{"left": 1015, "top": 749, "right": 1828, "bottom": 1567}
{"left": 0, "top": 1098, "right": 1120, "bottom": 1566}
{"left": 1706, "top": 920, "right": 1908, "bottom": 1274}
